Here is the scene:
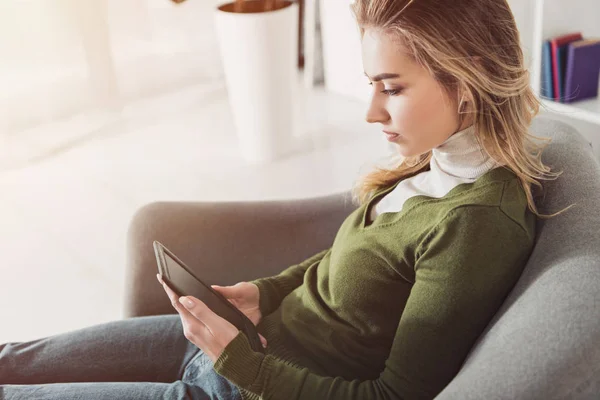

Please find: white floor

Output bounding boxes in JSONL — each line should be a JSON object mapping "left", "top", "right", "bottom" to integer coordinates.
{"left": 0, "top": 79, "right": 393, "bottom": 343}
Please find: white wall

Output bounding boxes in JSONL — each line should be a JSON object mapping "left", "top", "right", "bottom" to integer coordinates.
{"left": 318, "top": 0, "right": 369, "bottom": 102}
{"left": 319, "top": 0, "right": 535, "bottom": 103}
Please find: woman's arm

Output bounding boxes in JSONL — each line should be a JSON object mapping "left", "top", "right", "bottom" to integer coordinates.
{"left": 214, "top": 206, "right": 535, "bottom": 399}
{"left": 249, "top": 247, "right": 331, "bottom": 317}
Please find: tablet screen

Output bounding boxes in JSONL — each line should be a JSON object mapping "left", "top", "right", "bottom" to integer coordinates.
{"left": 154, "top": 241, "right": 265, "bottom": 353}
{"left": 164, "top": 252, "right": 196, "bottom": 290}
{"left": 161, "top": 250, "right": 241, "bottom": 325}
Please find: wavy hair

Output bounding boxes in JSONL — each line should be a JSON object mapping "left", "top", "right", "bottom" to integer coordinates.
{"left": 350, "top": 0, "right": 575, "bottom": 219}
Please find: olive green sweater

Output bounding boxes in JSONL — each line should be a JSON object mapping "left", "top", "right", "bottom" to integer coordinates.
{"left": 213, "top": 166, "right": 536, "bottom": 400}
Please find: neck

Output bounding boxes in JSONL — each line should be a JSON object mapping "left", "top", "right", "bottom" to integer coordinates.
{"left": 430, "top": 124, "right": 500, "bottom": 180}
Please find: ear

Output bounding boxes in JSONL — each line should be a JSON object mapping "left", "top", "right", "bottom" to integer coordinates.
{"left": 457, "top": 90, "right": 471, "bottom": 106}
{"left": 461, "top": 93, "right": 474, "bottom": 105}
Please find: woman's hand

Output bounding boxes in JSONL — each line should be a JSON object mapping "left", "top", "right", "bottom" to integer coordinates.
{"left": 210, "top": 282, "right": 267, "bottom": 347}
{"left": 157, "top": 275, "right": 267, "bottom": 363}
{"left": 210, "top": 282, "right": 263, "bottom": 327}
{"left": 157, "top": 274, "right": 241, "bottom": 363}
{"left": 211, "top": 282, "right": 268, "bottom": 348}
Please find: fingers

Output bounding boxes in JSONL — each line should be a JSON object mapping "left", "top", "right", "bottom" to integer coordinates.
{"left": 179, "top": 295, "right": 240, "bottom": 350}
{"left": 182, "top": 297, "right": 216, "bottom": 324}
{"left": 157, "top": 274, "right": 242, "bottom": 362}
{"left": 157, "top": 276, "right": 229, "bottom": 334}
{"left": 157, "top": 274, "right": 189, "bottom": 313}
{"left": 211, "top": 285, "right": 241, "bottom": 307}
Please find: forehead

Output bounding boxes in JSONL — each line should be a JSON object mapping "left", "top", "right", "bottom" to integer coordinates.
{"left": 361, "top": 29, "right": 415, "bottom": 76}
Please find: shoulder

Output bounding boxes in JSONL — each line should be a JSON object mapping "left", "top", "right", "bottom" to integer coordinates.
{"left": 417, "top": 196, "right": 535, "bottom": 255}
{"left": 414, "top": 205, "right": 536, "bottom": 272}
{"left": 448, "top": 169, "right": 535, "bottom": 235}
{"left": 497, "top": 176, "right": 535, "bottom": 232}
{"left": 432, "top": 203, "right": 529, "bottom": 236}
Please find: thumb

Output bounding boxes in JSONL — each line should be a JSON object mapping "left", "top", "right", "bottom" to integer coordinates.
{"left": 211, "top": 284, "right": 235, "bottom": 297}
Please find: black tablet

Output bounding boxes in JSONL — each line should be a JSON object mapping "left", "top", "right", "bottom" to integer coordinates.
{"left": 153, "top": 240, "right": 265, "bottom": 353}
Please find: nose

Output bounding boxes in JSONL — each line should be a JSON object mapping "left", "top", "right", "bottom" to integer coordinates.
{"left": 365, "top": 97, "right": 390, "bottom": 124}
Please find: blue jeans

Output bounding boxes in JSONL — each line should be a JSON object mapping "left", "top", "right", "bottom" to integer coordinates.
{"left": 0, "top": 314, "right": 243, "bottom": 399}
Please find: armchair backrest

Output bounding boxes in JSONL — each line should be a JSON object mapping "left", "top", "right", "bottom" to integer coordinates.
{"left": 436, "top": 117, "right": 600, "bottom": 399}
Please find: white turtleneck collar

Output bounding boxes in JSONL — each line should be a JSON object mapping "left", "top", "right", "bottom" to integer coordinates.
{"left": 431, "top": 124, "right": 499, "bottom": 180}
{"left": 372, "top": 124, "right": 502, "bottom": 217}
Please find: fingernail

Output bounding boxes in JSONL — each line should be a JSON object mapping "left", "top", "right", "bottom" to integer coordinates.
{"left": 180, "top": 296, "right": 194, "bottom": 308}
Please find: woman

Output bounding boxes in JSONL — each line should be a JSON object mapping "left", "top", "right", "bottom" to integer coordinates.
{"left": 0, "top": 0, "right": 573, "bottom": 399}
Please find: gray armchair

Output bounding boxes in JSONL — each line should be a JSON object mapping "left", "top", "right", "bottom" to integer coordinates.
{"left": 123, "top": 117, "right": 600, "bottom": 399}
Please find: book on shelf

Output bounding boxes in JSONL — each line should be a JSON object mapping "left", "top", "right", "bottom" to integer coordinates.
{"left": 550, "top": 32, "right": 583, "bottom": 102}
{"left": 542, "top": 32, "right": 600, "bottom": 104}
{"left": 564, "top": 39, "right": 600, "bottom": 104}
{"left": 541, "top": 41, "right": 554, "bottom": 100}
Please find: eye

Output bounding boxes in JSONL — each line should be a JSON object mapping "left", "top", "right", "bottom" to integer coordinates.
{"left": 367, "top": 82, "right": 402, "bottom": 96}
{"left": 381, "top": 89, "right": 401, "bottom": 96}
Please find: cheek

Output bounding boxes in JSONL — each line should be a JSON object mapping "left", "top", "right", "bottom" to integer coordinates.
{"left": 387, "top": 98, "right": 418, "bottom": 130}
{"left": 387, "top": 95, "right": 434, "bottom": 135}
{"left": 392, "top": 89, "right": 456, "bottom": 137}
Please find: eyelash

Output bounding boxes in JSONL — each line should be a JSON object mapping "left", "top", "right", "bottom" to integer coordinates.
{"left": 368, "top": 82, "right": 402, "bottom": 96}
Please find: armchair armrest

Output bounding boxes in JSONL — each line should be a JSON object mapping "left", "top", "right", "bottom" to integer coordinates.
{"left": 122, "top": 190, "right": 356, "bottom": 318}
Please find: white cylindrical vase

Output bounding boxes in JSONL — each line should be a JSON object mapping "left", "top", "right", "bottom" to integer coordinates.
{"left": 215, "top": 1, "right": 299, "bottom": 164}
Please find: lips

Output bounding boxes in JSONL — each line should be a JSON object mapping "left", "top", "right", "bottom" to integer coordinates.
{"left": 384, "top": 130, "right": 401, "bottom": 142}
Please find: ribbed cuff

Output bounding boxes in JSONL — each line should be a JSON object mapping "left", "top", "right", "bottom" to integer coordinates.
{"left": 213, "top": 331, "right": 267, "bottom": 393}
{"left": 250, "top": 277, "right": 298, "bottom": 317}
{"left": 249, "top": 278, "right": 276, "bottom": 318}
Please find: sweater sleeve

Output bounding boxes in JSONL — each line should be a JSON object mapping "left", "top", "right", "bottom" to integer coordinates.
{"left": 249, "top": 247, "right": 331, "bottom": 317}
{"left": 215, "top": 206, "right": 535, "bottom": 399}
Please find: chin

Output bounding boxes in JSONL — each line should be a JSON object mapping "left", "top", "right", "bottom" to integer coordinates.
{"left": 395, "top": 146, "right": 428, "bottom": 159}
{"left": 395, "top": 146, "right": 417, "bottom": 158}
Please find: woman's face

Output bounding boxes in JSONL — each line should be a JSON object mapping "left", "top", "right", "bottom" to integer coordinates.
{"left": 361, "top": 29, "right": 470, "bottom": 157}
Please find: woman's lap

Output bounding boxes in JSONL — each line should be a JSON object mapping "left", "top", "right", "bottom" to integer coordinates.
{"left": 0, "top": 314, "right": 242, "bottom": 400}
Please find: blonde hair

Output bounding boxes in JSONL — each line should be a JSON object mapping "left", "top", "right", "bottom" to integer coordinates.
{"left": 350, "top": 0, "right": 575, "bottom": 219}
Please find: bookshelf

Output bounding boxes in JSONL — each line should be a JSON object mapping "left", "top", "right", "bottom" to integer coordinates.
{"left": 527, "top": 0, "right": 600, "bottom": 126}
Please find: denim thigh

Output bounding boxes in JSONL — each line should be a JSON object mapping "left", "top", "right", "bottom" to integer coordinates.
{"left": 0, "top": 314, "right": 243, "bottom": 399}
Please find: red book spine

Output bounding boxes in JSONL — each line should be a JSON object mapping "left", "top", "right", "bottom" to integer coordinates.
{"left": 550, "top": 32, "right": 583, "bottom": 102}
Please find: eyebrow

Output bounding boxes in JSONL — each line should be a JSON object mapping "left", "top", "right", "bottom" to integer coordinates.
{"left": 363, "top": 72, "right": 401, "bottom": 82}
